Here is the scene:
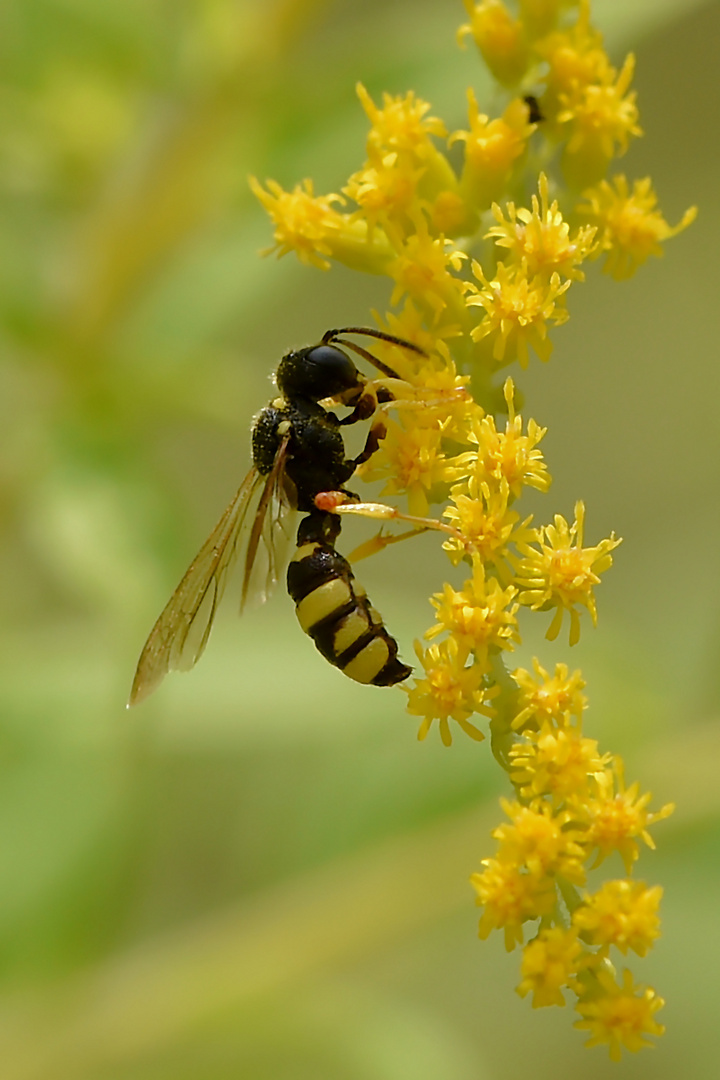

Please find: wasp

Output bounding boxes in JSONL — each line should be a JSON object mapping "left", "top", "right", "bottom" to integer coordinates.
{"left": 129, "top": 327, "right": 428, "bottom": 706}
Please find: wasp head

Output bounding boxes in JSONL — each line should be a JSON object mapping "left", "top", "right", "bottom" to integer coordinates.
{"left": 276, "top": 344, "right": 364, "bottom": 402}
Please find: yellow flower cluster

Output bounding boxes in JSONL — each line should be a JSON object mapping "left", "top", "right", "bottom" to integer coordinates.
{"left": 471, "top": 658, "right": 673, "bottom": 1056}
{"left": 252, "top": 0, "right": 689, "bottom": 1060}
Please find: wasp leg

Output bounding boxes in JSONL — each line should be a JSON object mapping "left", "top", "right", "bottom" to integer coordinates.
{"left": 382, "top": 388, "right": 471, "bottom": 413}
{"left": 314, "top": 492, "right": 465, "bottom": 545}
{"left": 351, "top": 421, "right": 387, "bottom": 469}
{"left": 337, "top": 377, "right": 402, "bottom": 429}
{"left": 347, "top": 525, "right": 430, "bottom": 563}
{"left": 340, "top": 381, "right": 470, "bottom": 429}
{"left": 339, "top": 393, "right": 378, "bottom": 426}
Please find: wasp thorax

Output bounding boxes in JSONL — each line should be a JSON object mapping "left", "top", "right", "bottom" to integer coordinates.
{"left": 276, "top": 344, "right": 361, "bottom": 401}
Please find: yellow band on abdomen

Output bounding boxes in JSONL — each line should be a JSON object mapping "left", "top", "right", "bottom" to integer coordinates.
{"left": 342, "top": 636, "right": 390, "bottom": 684}
{"left": 295, "top": 577, "right": 352, "bottom": 632}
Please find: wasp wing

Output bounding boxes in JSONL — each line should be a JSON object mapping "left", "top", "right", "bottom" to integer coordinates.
{"left": 240, "top": 437, "right": 294, "bottom": 611}
{"left": 129, "top": 437, "right": 291, "bottom": 706}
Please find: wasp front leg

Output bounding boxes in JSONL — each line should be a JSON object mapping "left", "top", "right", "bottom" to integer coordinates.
{"left": 351, "top": 419, "right": 387, "bottom": 470}
{"left": 337, "top": 377, "right": 408, "bottom": 427}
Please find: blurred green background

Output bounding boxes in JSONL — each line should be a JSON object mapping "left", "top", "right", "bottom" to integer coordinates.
{"left": 0, "top": 1, "right": 718, "bottom": 1077}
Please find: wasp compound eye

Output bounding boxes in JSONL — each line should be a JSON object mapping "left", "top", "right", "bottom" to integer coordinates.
{"left": 276, "top": 344, "right": 360, "bottom": 400}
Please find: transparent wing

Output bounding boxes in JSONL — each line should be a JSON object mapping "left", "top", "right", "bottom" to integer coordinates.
{"left": 129, "top": 437, "right": 291, "bottom": 706}
{"left": 240, "top": 466, "right": 295, "bottom": 611}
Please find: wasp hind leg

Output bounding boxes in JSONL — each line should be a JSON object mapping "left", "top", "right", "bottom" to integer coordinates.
{"left": 313, "top": 492, "right": 464, "bottom": 546}
{"left": 346, "top": 524, "right": 430, "bottom": 564}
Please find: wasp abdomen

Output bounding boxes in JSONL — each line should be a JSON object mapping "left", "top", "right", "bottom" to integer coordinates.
{"left": 287, "top": 537, "right": 411, "bottom": 687}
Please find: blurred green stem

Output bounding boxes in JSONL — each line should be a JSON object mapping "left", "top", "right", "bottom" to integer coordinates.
{"left": 61, "top": 0, "right": 328, "bottom": 360}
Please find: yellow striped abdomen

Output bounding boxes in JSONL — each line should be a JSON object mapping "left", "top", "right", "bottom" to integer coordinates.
{"left": 286, "top": 528, "right": 411, "bottom": 687}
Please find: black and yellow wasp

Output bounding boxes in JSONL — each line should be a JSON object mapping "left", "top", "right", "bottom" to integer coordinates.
{"left": 129, "top": 327, "right": 426, "bottom": 706}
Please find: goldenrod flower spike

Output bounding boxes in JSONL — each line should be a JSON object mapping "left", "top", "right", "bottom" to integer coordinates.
{"left": 350, "top": 85, "right": 466, "bottom": 240}
{"left": 251, "top": 0, "right": 686, "bottom": 1058}
{"left": 447, "top": 376, "right": 551, "bottom": 495}
{"left": 536, "top": 0, "right": 617, "bottom": 124}
{"left": 442, "top": 476, "right": 533, "bottom": 570}
{"left": 492, "top": 796, "right": 587, "bottom": 883}
{"left": 356, "top": 83, "right": 448, "bottom": 158}
{"left": 343, "top": 153, "right": 425, "bottom": 242}
{"left": 386, "top": 219, "right": 470, "bottom": 326}
{"left": 516, "top": 0, "right": 564, "bottom": 40}
{"left": 358, "top": 418, "right": 449, "bottom": 517}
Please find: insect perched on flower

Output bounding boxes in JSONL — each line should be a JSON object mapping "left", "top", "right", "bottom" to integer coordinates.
{"left": 129, "top": 327, "right": 436, "bottom": 706}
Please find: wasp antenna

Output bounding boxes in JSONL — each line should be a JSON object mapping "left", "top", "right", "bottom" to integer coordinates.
{"left": 322, "top": 326, "right": 427, "bottom": 357}
{"left": 329, "top": 337, "right": 401, "bottom": 380}
{"left": 321, "top": 326, "right": 428, "bottom": 378}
